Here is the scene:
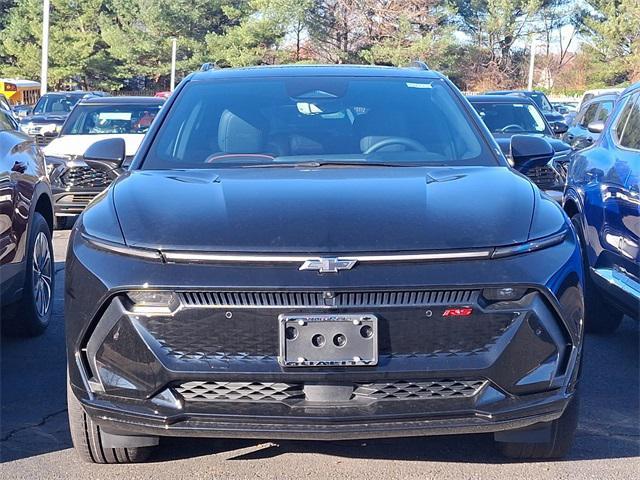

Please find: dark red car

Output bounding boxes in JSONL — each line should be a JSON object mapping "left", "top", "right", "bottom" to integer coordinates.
{"left": 0, "top": 107, "right": 55, "bottom": 336}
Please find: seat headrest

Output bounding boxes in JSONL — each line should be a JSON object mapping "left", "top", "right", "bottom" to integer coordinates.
{"left": 218, "top": 110, "right": 265, "bottom": 154}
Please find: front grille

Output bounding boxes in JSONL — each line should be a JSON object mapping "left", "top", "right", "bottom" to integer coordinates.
{"left": 138, "top": 289, "right": 517, "bottom": 362}
{"left": 34, "top": 134, "right": 56, "bottom": 147}
{"left": 178, "top": 289, "right": 478, "bottom": 308}
{"left": 353, "top": 379, "right": 487, "bottom": 400}
{"left": 526, "top": 165, "right": 558, "bottom": 189}
{"left": 61, "top": 166, "right": 112, "bottom": 188}
{"left": 175, "top": 379, "right": 486, "bottom": 403}
{"left": 176, "top": 381, "right": 304, "bottom": 402}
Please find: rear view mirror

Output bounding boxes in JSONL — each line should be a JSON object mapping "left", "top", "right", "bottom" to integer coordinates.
{"left": 587, "top": 121, "right": 605, "bottom": 134}
{"left": 551, "top": 121, "right": 568, "bottom": 135}
{"left": 510, "top": 135, "right": 554, "bottom": 173}
{"left": 84, "top": 138, "right": 126, "bottom": 168}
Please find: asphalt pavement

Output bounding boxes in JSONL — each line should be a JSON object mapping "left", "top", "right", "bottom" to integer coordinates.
{"left": 1, "top": 230, "right": 638, "bottom": 479}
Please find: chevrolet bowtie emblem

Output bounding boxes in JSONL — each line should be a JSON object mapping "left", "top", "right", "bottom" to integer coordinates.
{"left": 299, "top": 257, "right": 358, "bottom": 273}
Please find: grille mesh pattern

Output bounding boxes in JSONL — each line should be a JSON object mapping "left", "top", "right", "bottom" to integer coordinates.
{"left": 526, "top": 165, "right": 558, "bottom": 190}
{"left": 178, "top": 289, "right": 478, "bottom": 308}
{"left": 141, "top": 310, "right": 515, "bottom": 362}
{"left": 175, "top": 380, "right": 486, "bottom": 403}
{"left": 353, "top": 379, "right": 487, "bottom": 400}
{"left": 176, "top": 381, "right": 304, "bottom": 402}
{"left": 34, "top": 134, "right": 56, "bottom": 147}
{"left": 61, "top": 166, "right": 112, "bottom": 188}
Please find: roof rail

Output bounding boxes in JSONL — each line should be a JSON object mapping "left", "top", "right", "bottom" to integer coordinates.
{"left": 200, "top": 62, "right": 219, "bottom": 72}
{"left": 407, "top": 60, "right": 430, "bottom": 71}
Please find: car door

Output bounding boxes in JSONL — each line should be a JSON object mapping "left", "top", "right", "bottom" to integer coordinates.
{"left": 0, "top": 110, "right": 36, "bottom": 274}
{"left": 565, "top": 101, "right": 600, "bottom": 150}
{"left": 606, "top": 93, "right": 640, "bottom": 289}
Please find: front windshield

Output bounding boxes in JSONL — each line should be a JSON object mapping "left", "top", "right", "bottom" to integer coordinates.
{"left": 144, "top": 76, "right": 492, "bottom": 169}
{"left": 529, "top": 93, "right": 552, "bottom": 112}
{"left": 33, "top": 94, "right": 83, "bottom": 114}
{"left": 61, "top": 103, "right": 162, "bottom": 135}
{"left": 473, "top": 102, "right": 549, "bottom": 134}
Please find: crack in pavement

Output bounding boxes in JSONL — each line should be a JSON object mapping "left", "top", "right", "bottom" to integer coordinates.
{"left": 0, "top": 409, "right": 67, "bottom": 443}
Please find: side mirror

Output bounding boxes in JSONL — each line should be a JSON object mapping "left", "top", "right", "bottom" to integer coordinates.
{"left": 84, "top": 138, "right": 126, "bottom": 168}
{"left": 587, "top": 121, "right": 605, "bottom": 134}
{"left": 551, "top": 121, "right": 569, "bottom": 135}
{"left": 510, "top": 135, "right": 555, "bottom": 173}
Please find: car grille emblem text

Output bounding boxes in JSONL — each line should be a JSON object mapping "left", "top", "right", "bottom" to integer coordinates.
{"left": 299, "top": 257, "right": 357, "bottom": 273}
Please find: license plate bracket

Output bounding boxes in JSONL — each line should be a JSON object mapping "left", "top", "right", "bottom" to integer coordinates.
{"left": 279, "top": 314, "right": 378, "bottom": 367}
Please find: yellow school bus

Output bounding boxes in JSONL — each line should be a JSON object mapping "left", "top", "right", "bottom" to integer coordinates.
{"left": 0, "top": 79, "right": 41, "bottom": 105}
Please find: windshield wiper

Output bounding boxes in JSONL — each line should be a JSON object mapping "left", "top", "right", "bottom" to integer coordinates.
{"left": 242, "top": 161, "right": 423, "bottom": 168}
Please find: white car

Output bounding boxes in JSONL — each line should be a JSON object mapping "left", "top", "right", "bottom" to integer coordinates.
{"left": 43, "top": 96, "right": 164, "bottom": 228}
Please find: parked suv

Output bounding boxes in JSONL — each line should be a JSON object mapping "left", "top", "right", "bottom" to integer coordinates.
{"left": 564, "top": 83, "right": 640, "bottom": 333}
{"left": 468, "top": 95, "right": 571, "bottom": 202}
{"left": 564, "top": 93, "right": 618, "bottom": 151}
{"left": 0, "top": 107, "right": 54, "bottom": 336}
{"left": 18, "top": 91, "right": 108, "bottom": 147}
{"left": 484, "top": 90, "right": 568, "bottom": 134}
{"left": 66, "top": 65, "right": 584, "bottom": 463}
{"left": 44, "top": 96, "right": 164, "bottom": 228}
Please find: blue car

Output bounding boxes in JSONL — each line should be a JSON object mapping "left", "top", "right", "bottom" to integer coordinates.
{"left": 564, "top": 83, "right": 640, "bottom": 333}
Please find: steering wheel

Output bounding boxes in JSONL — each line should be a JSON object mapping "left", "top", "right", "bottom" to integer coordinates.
{"left": 499, "top": 124, "right": 525, "bottom": 133}
{"left": 363, "top": 137, "right": 427, "bottom": 155}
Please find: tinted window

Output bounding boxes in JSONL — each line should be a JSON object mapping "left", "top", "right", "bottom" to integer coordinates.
{"left": 595, "top": 101, "right": 614, "bottom": 122}
{"left": 33, "top": 93, "right": 84, "bottom": 114}
{"left": 617, "top": 94, "right": 640, "bottom": 150}
{"left": 0, "top": 111, "right": 16, "bottom": 131}
{"left": 473, "top": 102, "right": 548, "bottom": 134}
{"left": 529, "top": 92, "right": 552, "bottom": 111}
{"left": 145, "top": 77, "right": 491, "bottom": 169}
{"left": 579, "top": 103, "right": 599, "bottom": 127}
{"left": 62, "top": 103, "right": 162, "bottom": 135}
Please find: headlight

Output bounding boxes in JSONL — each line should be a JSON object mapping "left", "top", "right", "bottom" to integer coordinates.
{"left": 126, "top": 290, "right": 179, "bottom": 314}
{"left": 492, "top": 230, "right": 567, "bottom": 259}
{"left": 44, "top": 155, "right": 69, "bottom": 177}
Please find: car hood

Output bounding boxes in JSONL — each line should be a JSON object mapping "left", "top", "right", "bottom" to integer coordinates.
{"left": 21, "top": 113, "right": 68, "bottom": 124}
{"left": 43, "top": 134, "right": 144, "bottom": 158}
{"left": 112, "top": 166, "right": 536, "bottom": 253}
{"left": 542, "top": 110, "right": 564, "bottom": 123}
{"left": 492, "top": 134, "right": 571, "bottom": 157}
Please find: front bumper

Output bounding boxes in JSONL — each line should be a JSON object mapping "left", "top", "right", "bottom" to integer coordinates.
{"left": 66, "top": 232, "right": 584, "bottom": 441}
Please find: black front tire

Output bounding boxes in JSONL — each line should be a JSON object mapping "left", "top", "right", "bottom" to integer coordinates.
{"left": 2, "top": 213, "right": 54, "bottom": 337}
{"left": 67, "top": 382, "right": 154, "bottom": 464}
{"left": 497, "top": 392, "right": 580, "bottom": 460}
{"left": 571, "top": 214, "right": 623, "bottom": 334}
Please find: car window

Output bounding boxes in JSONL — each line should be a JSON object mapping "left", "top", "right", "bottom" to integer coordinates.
{"left": 473, "top": 102, "right": 548, "bottom": 134}
{"left": 33, "top": 94, "right": 84, "bottom": 114}
{"left": 0, "top": 111, "right": 16, "bottom": 131}
{"left": 61, "top": 103, "right": 163, "bottom": 135}
{"left": 0, "top": 95, "right": 10, "bottom": 112}
{"left": 579, "top": 103, "right": 599, "bottom": 127}
{"left": 145, "top": 77, "right": 492, "bottom": 169}
{"left": 529, "top": 92, "right": 552, "bottom": 112}
{"left": 595, "top": 101, "right": 614, "bottom": 122}
{"left": 616, "top": 94, "right": 640, "bottom": 151}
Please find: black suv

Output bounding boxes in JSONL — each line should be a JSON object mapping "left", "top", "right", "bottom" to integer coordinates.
{"left": 66, "top": 65, "right": 584, "bottom": 463}
{"left": 468, "top": 95, "right": 572, "bottom": 201}
{"left": 0, "top": 107, "right": 55, "bottom": 336}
